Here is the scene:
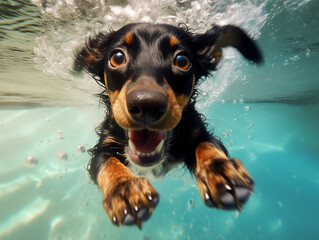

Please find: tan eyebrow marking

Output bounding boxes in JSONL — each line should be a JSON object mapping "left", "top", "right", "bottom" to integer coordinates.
{"left": 169, "top": 35, "right": 179, "bottom": 47}
{"left": 124, "top": 32, "right": 134, "bottom": 45}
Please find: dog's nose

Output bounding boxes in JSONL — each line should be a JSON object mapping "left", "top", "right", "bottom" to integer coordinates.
{"left": 127, "top": 89, "right": 167, "bottom": 124}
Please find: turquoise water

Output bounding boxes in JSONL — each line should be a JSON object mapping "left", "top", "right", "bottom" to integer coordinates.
{"left": 1, "top": 0, "right": 319, "bottom": 239}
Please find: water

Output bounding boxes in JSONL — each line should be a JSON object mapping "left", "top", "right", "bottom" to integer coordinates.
{"left": 0, "top": 0, "right": 318, "bottom": 239}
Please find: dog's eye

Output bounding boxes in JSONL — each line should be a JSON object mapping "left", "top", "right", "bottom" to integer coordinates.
{"left": 174, "top": 54, "right": 190, "bottom": 70}
{"left": 110, "top": 51, "right": 126, "bottom": 67}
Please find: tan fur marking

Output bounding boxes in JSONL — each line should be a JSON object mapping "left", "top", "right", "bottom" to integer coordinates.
{"left": 112, "top": 79, "right": 138, "bottom": 129}
{"left": 102, "top": 136, "right": 122, "bottom": 146}
{"left": 85, "top": 48, "right": 101, "bottom": 65}
{"left": 97, "top": 157, "right": 134, "bottom": 195}
{"left": 169, "top": 35, "right": 179, "bottom": 47}
{"left": 214, "top": 51, "right": 222, "bottom": 63}
{"left": 195, "top": 142, "right": 228, "bottom": 168}
{"left": 104, "top": 72, "right": 120, "bottom": 107}
{"left": 175, "top": 75, "right": 195, "bottom": 108}
{"left": 85, "top": 49, "right": 100, "bottom": 65}
{"left": 124, "top": 32, "right": 133, "bottom": 45}
{"left": 209, "top": 45, "right": 222, "bottom": 64}
{"left": 195, "top": 142, "right": 229, "bottom": 208}
{"left": 104, "top": 72, "right": 108, "bottom": 86}
{"left": 176, "top": 94, "right": 190, "bottom": 108}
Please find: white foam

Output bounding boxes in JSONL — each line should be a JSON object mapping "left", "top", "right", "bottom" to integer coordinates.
{"left": 31, "top": 0, "right": 268, "bottom": 106}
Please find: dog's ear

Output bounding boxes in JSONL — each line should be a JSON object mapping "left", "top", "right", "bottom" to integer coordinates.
{"left": 74, "top": 32, "right": 113, "bottom": 83}
{"left": 192, "top": 25, "right": 263, "bottom": 75}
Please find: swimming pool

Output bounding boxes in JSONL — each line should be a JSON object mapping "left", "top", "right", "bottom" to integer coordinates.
{"left": 1, "top": 0, "right": 318, "bottom": 239}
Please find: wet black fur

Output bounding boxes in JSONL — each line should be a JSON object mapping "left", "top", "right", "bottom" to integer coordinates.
{"left": 74, "top": 23, "right": 262, "bottom": 183}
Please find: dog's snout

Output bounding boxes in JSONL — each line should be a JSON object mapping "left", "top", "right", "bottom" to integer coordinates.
{"left": 127, "top": 90, "right": 167, "bottom": 124}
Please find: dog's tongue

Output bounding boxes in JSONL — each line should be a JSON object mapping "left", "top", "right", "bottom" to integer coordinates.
{"left": 130, "top": 129, "right": 163, "bottom": 153}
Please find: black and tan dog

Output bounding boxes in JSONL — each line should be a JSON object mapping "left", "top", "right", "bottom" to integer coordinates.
{"left": 74, "top": 23, "right": 262, "bottom": 228}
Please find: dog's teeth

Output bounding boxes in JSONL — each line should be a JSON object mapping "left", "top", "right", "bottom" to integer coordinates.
{"left": 130, "top": 138, "right": 163, "bottom": 157}
{"left": 129, "top": 139, "right": 137, "bottom": 153}
{"left": 155, "top": 140, "right": 164, "bottom": 153}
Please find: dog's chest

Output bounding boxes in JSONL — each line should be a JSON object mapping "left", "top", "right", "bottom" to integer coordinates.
{"left": 127, "top": 157, "right": 180, "bottom": 179}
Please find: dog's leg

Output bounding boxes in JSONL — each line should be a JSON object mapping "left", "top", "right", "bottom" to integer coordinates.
{"left": 97, "top": 157, "right": 159, "bottom": 228}
{"left": 195, "top": 141, "right": 254, "bottom": 210}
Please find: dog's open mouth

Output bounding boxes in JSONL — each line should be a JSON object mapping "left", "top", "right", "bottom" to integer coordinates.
{"left": 128, "top": 129, "right": 167, "bottom": 166}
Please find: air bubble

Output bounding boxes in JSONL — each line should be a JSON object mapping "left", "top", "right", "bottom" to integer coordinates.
{"left": 306, "top": 48, "right": 311, "bottom": 57}
{"left": 56, "top": 129, "right": 63, "bottom": 134}
{"left": 55, "top": 151, "right": 68, "bottom": 161}
{"left": 25, "top": 156, "right": 38, "bottom": 167}
{"left": 187, "top": 199, "right": 196, "bottom": 211}
{"left": 289, "top": 55, "right": 300, "bottom": 61}
{"left": 76, "top": 144, "right": 85, "bottom": 153}
{"left": 244, "top": 105, "right": 251, "bottom": 111}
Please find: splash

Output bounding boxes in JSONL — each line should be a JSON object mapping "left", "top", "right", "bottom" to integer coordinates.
{"left": 32, "top": 0, "right": 268, "bottom": 107}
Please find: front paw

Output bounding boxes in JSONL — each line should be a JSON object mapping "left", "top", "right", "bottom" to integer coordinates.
{"left": 102, "top": 176, "right": 159, "bottom": 228}
{"left": 196, "top": 158, "right": 254, "bottom": 210}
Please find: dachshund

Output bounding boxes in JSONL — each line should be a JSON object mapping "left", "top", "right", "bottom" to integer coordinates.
{"left": 74, "top": 22, "right": 262, "bottom": 228}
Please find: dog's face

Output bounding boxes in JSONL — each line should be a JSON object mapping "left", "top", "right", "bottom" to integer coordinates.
{"left": 76, "top": 23, "right": 262, "bottom": 168}
{"left": 104, "top": 24, "right": 197, "bottom": 167}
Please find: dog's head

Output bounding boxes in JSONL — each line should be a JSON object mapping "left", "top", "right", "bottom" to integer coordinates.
{"left": 75, "top": 23, "right": 262, "bottom": 167}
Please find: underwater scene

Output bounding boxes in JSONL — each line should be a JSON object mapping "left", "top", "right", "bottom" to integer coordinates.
{"left": 0, "top": 0, "right": 318, "bottom": 239}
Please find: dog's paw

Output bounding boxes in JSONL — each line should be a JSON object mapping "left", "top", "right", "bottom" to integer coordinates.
{"left": 196, "top": 158, "right": 254, "bottom": 210}
{"left": 102, "top": 176, "right": 159, "bottom": 228}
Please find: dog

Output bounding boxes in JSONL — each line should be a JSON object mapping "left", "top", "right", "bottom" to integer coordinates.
{"left": 74, "top": 22, "right": 262, "bottom": 228}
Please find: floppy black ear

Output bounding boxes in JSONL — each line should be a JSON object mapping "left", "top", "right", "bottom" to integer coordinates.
{"left": 73, "top": 32, "right": 113, "bottom": 84}
{"left": 192, "top": 25, "right": 263, "bottom": 76}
